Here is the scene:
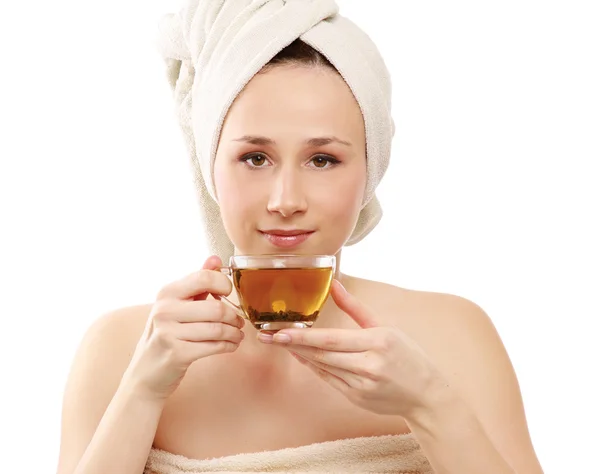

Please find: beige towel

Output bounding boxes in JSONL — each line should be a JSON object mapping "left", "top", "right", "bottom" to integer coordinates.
{"left": 144, "top": 434, "right": 432, "bottom": 473}
{"left": 156, "top": 0, "right": 395, "bottom": 262}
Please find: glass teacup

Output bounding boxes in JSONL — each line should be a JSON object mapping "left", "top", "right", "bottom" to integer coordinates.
{"left": 218, "top": 255, "right": 336, "bottom": 330}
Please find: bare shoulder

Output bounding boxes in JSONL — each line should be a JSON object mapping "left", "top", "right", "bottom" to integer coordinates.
{"left": 57, "top": 304, "right": 152, "bottom": 474}
{"left": 343, "top": 273, "right": 496, "bottom": 356}
{"left": 66, "top": 303, "right": 153, "bottom": 399}
{"left": 75, "top": 304, "right": 152, "bottom": 369}
{"left": 343, "top": 273, "right": 484, "bottom": 322}
{"left": 344, "top": 276, "right": 543, "bottom": 472}
{"left": 84, "top": 303, "right": 151, "bottom": 345}
{"left": 63, "top": 302, "right": 153, "bottom": 412}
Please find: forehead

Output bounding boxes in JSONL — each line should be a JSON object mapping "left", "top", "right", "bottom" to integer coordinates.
{"left": 220, "top": 66, "right": 365, "bottom": 140}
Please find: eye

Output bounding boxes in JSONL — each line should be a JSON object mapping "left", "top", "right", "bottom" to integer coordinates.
{"left": 241, "top": 153, "right": 270, "bottom": 168}
{"left": 310, "top": 155, "right": 341, "bottom": 169}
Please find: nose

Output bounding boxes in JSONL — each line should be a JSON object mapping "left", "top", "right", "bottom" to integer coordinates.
{"left": 266, "top": 166, "right": 308, "bottom": 218}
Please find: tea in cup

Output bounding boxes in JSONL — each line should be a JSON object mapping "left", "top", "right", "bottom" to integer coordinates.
{"left": 219, "top": 255, "right": 336, "bottom": 330}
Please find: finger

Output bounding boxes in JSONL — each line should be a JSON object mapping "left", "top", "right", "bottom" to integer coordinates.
{"left": 158, "top": 264, "right": 232, "bottom": 301}
{"left": 271, "top": 328, "right": 373, "bottom": 351}
{"left": 175, "top": 321, "right": 245, "bottom": 344}
{"left": 331, "top": 279, "right": 379, "bottom": 329}
{"left": 193, "top": 256, "right": 225, "bottom": 301}
{"left": 285, "top": 344, "right": 365, "bottom": 373}
{"left": 289, "top": 349, "right": 361, "bottom": 384}
{"left": 180, "top": 339, "right": 240, "bottom": 361}
{"left": 202, "top": 255, "right": 222, "bottom": 270}
{"left": 290, "top": 351, "right": 350, "bottom": 391}
{"left": 171, "top": 299, "right": 244, "bottom": 328}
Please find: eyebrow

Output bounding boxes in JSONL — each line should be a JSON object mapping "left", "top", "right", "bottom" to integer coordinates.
{"left": 232, "top": 135, "right": 352, "bottom": 147}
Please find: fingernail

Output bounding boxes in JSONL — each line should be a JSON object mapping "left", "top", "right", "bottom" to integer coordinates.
{"left": 258, "top": 332, "right": 273, "bottom": 344}
{"left": 273, "top": 333, "right": 292, "bottom": 344}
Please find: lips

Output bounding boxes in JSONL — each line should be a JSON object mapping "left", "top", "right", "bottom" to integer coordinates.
{"left": 260, "top": 229, "right": 315, "bottom": 248}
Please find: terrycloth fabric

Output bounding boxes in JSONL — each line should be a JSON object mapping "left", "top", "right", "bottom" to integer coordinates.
{"left": 156, "top": 0, "right": 395, "bottom": 262}
{"left": 144, "top": 433, "right": 433, "bottom": 473}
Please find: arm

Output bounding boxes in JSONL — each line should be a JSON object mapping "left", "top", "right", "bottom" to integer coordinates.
{"left": 56, "top": 306, "right": 163, "bottom": 474}
{"left": 405, "top": 382, "right": 516, "bottom": 473}
{"left": 57, "top": 261, "right": 244, "bottom": 474}
{"left": 71, "top": 381, "right": 165, "bottom": 474}
{"left": 405, "top": 294, "right": 545, "bottom": 474}
{"left": 265, "top": 283, "right": 545, "bottom": 473}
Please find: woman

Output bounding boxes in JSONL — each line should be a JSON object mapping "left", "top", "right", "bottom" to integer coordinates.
{"left": 56, "top": 1, "right": 544, "bottom": 473}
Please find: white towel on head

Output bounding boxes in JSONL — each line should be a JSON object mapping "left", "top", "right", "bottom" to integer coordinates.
{"left": 156, "top": 0, "right": 395, "bottom": 261}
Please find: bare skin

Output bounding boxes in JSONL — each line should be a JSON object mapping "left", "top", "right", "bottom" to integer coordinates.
{"left": 152, "top": 273, "right": 420, "bottom": 460}
{"left": 61, "top": 272, "right": 452, "bottom": 463}
{"left": 57, "top": 64, "right": 542, "bottom": 473}
{"left": 58, "top": 268, "right": 541, "bottom": 473}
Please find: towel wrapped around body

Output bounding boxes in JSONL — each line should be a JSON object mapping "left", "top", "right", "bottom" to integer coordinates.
{"left": 144, "top": 434, "right": 433, "bottom": 473}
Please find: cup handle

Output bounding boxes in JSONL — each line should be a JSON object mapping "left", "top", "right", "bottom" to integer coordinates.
{"left": 214, "top": 266, "right": 247, "bottom": 320}
{"left": 218, "top": 266, "right": 232, "bottom": 276}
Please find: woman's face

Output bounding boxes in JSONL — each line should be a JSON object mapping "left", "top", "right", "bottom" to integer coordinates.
{"left": 214, "top": 65, "right": 367, "bottom": 256}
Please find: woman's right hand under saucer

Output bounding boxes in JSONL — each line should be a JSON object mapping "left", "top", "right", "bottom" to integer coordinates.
{"left": 121, "top": 255, "right": 245, "bottom": 401}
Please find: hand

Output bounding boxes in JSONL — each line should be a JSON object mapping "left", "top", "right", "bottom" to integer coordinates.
{"left": 258, "top": 280, "right": 444, "bottom": 417}
{"left": 122, "top": 256, "right": 245, "bottom": 401}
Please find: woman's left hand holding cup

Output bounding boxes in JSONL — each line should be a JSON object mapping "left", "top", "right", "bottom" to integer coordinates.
{"left": 257, "top": 280, "right": 446, "bottom": 418}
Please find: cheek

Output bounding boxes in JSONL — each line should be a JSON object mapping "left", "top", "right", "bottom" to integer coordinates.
{"left": 317, "top": 167, "right": 365, "bottom": 215}
{"left": 214, "top": 161, "right": 260, "bottom": 224}
{"left": 310, "top": 166, "right": 366, "bottom": 246}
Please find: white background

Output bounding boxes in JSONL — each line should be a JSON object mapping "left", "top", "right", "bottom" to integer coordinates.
{"left": 1, "top": 1, "right": 598, "bottom": 472}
